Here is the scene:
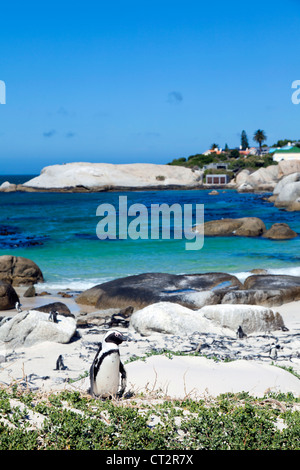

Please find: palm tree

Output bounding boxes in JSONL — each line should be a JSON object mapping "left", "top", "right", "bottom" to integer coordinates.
{"left": 210, "top": 143, "right": 219, "bottom": 150}
{"left": 253, "top": 129, "right": 267, "bottom": 154}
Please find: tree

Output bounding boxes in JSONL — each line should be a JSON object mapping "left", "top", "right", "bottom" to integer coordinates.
{"left": 241, "top": 130, "right": 249, "bottom": 150}
{"left": 253, "top": 129, "right": 267, "bottom": 153}
{"left": 210, "top": 143, "right": 219, "bottom": 150}
{"left": 230, "top": 149, "right": 240, "bottom": 159}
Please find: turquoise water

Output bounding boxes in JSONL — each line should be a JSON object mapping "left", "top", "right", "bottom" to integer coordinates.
{"left": 0, "top": 177, "right": 299, "bottom": 291}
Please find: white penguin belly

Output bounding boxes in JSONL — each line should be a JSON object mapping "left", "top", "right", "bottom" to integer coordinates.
{"left": 95, "top": 352, "right": 120, "bottom": 397}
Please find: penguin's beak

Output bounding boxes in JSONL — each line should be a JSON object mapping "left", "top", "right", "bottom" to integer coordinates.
{"left": 120, "top": 333, "right": 127, "bottom": 342}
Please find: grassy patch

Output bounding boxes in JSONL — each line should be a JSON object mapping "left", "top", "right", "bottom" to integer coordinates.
{"left": 0, "top": 386, "right": 299, "bottom": 450}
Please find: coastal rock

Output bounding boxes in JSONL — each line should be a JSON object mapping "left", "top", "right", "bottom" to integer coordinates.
{"left": 287, "top": 197, "right": 300, "bottom": 211}
{"left": 221, "top": 289, "right": 296, "bottom": 307}
{"left": 0, "top": 281, "right": 19, "bottom": 310}
{"left": 236, "top": 182, "right": 254, "bottom": 193}
{"left": 195, "top": 217, "right": 266, "bottom": 237}
{"left": 262, "top": 223, "right": 298, "bottom": 240}
{"left": 0, "top": 310, "right": 77, "bottom": 348}
{"left": 275, "top": 180, "right": 300, "bottom": 208}
{"left": 23, "top": 286, "right": 36, "bottom": 297}
{"left": 200, "top": 304, "right": 286, "bottom": 334}
{"left": 129, "top": 301, "right": 227, "bottom": 336}
{"left": 208, "top": 190, "right": 219, "bottom": 195}
{"left": 244, "top": 275, "right": 300, "bottom": 304}
{"left": 35, "top": 302, "right": 74, "bottom": 318}
{"left": 0, "top": 255, "right": 44, "bottom": 286}
{"left": 277, "top": 160, "right": 300, "bottom": 178}
{"left": 269, "top": 172, "right": 300, "bottom": 211}
{"left": 0, "top": 182, "right": 17, "bottom": 192}
{"left": 235, "top": 170, "right": 251, "bottom": 186}
{"left": 273, "top": 172, "right": 300, "bottom": 195}
{"left": 75, "top": 272, "right": 243, "bottom": 310}
{"left": 21, "top": 162, "right": 203, "bottom": 190}
{"left": 236, "top": 166, "right": 279, "bottom": 192}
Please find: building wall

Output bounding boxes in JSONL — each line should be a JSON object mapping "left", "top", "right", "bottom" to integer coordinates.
{"left": 273, "top": 153, "right": 300, "bottom": 162}
{"left": 206, "top": 174, "right": 229, "bottom": 185}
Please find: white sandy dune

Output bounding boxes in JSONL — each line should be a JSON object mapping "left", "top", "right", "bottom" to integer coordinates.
{"left": 125, "top": 355, "right": 300, "bottom": 399}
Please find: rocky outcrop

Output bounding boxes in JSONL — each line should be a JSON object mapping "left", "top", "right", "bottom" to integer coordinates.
{"left": 75, "top": 272, "right": 300, "bottom": 311}
{"left": 200, "top": 304, "right": 286, "bottom": 334}
{"left": 0, "top": 309, "right": 76, "bottom": 348}
{"left": 2, "top": 162, "right": 203, "bottom": 191}
{"left": 274, "top": 180, "right": 300, "bottom": 211}
{"left": 0, "top": 281, "right": 19, "bottom": 310}
{"left": 0, "top": 256, "right": 44, "bottom": 286}
{"left": 194, "top": 217, "right": 297, "bottom": 240}
{"left": 221, "top": 289, "right": 295, "bottom": 307}
{"left": 236, "top": 166, "right": 279, "bottom": 192}
{"left": 269, "top": 170, "right": 300, "bottom": 211}
{"left": 75, "top": 272, "right": 243, "bottom": 310}
{"left": 243, "top": 274, "right": 300, "bottom": 304}
{"left": 277, "top": 160, "right": 300, "bottom": 178}
{"left": 34, "top": 302, "right": 74, "bottom": 318}
{"left": 130, "top": 302, "right": 222, "bottom": 336}
{"left": 195, "top": 217, "right": 266, "bottom": 237}
{"left": 262, "top": 223, "right": 298, "bottom": 239}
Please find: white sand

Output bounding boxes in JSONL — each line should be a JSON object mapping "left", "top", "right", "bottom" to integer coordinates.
{"left": 0, "top": 293, "right": 299, "bottom": 399}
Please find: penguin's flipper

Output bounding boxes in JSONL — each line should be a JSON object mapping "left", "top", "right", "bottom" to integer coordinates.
{"left": 89, "top": 343, "right": 102, "bottom": 396}
{"left": 117, "top": 360, "right": 127, "bottom": 398}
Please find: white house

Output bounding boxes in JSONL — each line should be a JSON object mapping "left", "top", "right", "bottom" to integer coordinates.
{"left": 273, "top": 146, "right": 300, "bottom": 162}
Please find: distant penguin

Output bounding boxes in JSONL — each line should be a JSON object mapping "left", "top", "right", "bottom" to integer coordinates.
{"left": 90, "top": 330, "right": 127, "bottom": 399}
{"left": 269, "top": 343, "right": 280, "bottom": 360}
{"left": 55, "top": 354, "right": 66, "bottom": 370}
{"left": 15, "top": 302, "right": 22, "bottom": 313}
{"left": 236, "top": 325, "right": 247, "bottom": 339}
{"left": 48, "top": 310, "right": 58, "bottom": 323}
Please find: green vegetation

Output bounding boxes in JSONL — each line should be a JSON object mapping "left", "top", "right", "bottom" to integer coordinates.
{"left": 0, "top": 386, "right": 299, "bottom": 450}
{"left": 241, "top": 130, "right": 249, "bottom": 150}
{"left": 167, "top": 152, "right": 276, "bottom": 174}
{"left": 166, "top": 130, "right": 300, "bottom": 176}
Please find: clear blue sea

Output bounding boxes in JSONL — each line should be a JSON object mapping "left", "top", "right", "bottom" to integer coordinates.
{"left": 0, "top": 175, "right": 299, "bottom": 292}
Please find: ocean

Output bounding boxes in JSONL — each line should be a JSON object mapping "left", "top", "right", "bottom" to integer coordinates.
{"left": 0, "top": 175, "right": 300, "bottom": 292}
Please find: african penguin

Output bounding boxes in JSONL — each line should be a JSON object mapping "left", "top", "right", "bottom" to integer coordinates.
{"left": 48, "top": 310, "right": 58, "bottom": 323}
{"left": 89, "top": 330, "right": 127, "bottom": 399}
{"left": 15, "top": 302, "right": 22, "bottom": 313}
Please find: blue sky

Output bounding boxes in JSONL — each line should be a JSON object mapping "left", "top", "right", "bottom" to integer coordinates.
{"left": 1, "top": 0, "right": 300, "bottom": 174}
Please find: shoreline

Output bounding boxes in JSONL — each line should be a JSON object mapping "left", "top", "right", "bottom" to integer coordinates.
{"left": 1, "top": 183, "right": 231, "bottom": 193}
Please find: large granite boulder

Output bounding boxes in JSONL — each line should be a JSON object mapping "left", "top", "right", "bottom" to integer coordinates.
{"left": 277, "top": 160, "right": 300, "bottom": 178}
{"left": 243, "top": 275, "right": 300, "bottom": 304}
{"left": 0, "top": 309, "right": 76, "bottom": 348}
{"left": 75, "top": 272, "right": 243, "bottom": 310}
{"left": 236, "top": 166, "right": 279, "bottom": 192}
{"left": 22, "top": 162, "right": 203, "bottom": 190}
{"left": 0, "top": 256, "right": 44, "bottom": 286}
{"left": 200, "top": 304, "right": 286, "bottom": 334}
{"left": 262, "top": 223, "right": 298, "bottom": 240}
{"left": 0, "top": 281, "right": 19, "bottom": 310}
{"left": 274, "top": 180, "right": 300, "bottom": 209}
{"left": 195, "top": 217, "right": 266, "bottom": 237}
{"left": 34, "top": 302, "right": 74, "bottom": 318}
{"left": 273, "top": 172, "right": 300, "bottom": 195}
{"left": 221, "top": 289, "right": 295, "bottom": 307}
{"left": 129, "top": 302, "right": 230, "bottom": 336}
{"left": 129, "top": 301, "right": 286, "bottom": 336}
